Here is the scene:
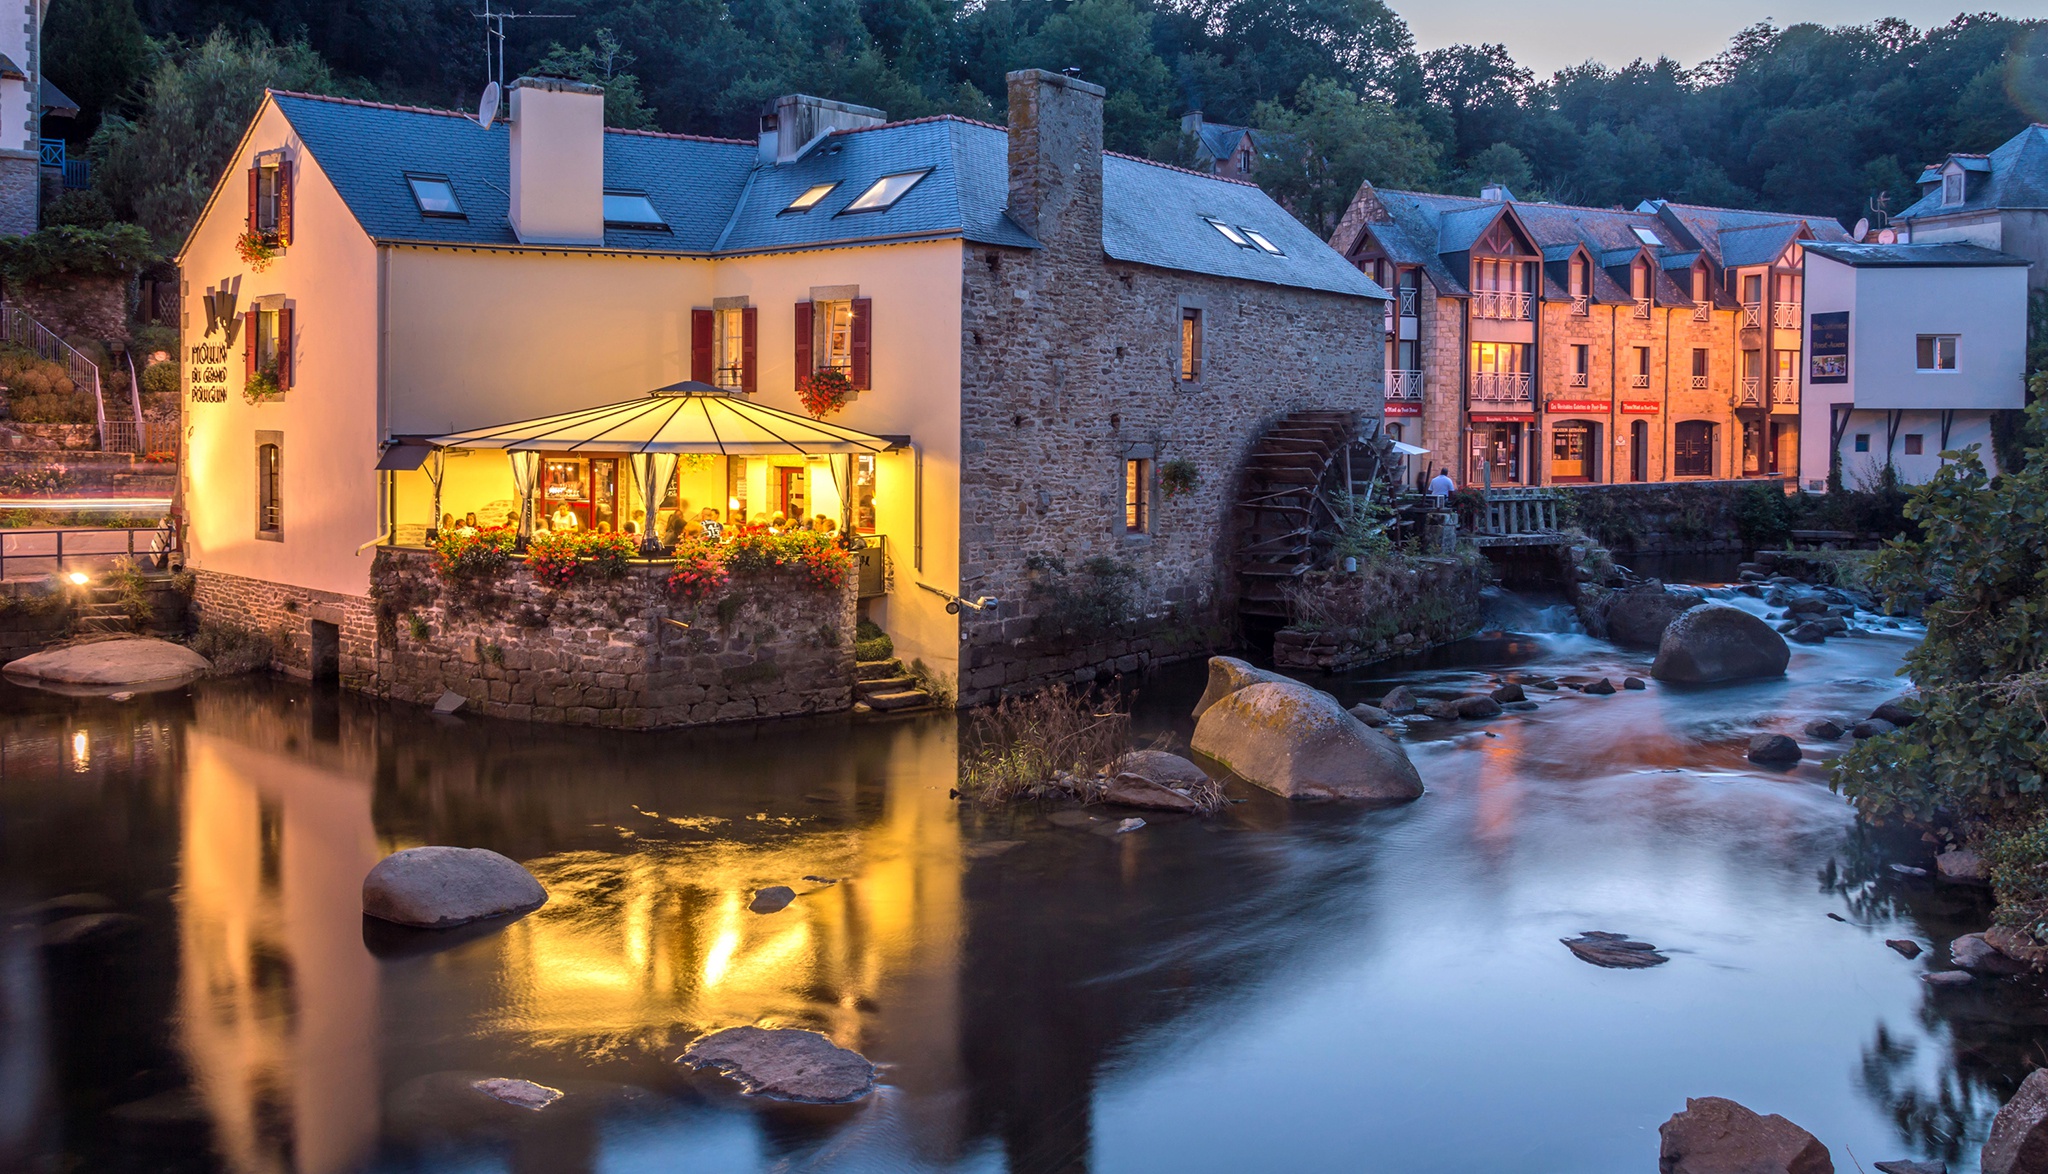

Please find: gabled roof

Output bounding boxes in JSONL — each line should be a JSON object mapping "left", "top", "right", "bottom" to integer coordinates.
{"left": 1638, "top": 200, "right": 1848, "bottom": 268}
{"left": 249, "top": 91, "right": 1370, "bottom": 298}
{"left": 1805, "top": 242, "right": 2031, "bottom": 269}
{"left": 1716, "top": 222, "right": 1801, "bottom": 268}
{"left": 1899, "top": 125, "right": 2048, "bottom": 219}
{"left": 1190, "top": 120, "right": 1263, "bottom": 162}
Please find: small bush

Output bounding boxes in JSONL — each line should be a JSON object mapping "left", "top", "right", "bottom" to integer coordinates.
{"left": 1025, "top": 554, "right": 1138, "bottom": 640}
{"left": 190, "top": 619, "right": 275, "bottom": 675}
{"left": 960, "top": 684, "right": 1129, "bottom": 804}
{"left": 853, "top": 618, "right": 894, "bottom": 662}
{"left": 1733, "top": 482, "right": 1792, "bottom": 547}
{"left": 141, "top": 360, "right": 179, "bottom": 397}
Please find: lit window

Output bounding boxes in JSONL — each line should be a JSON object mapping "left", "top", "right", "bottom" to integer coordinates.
{"left": 815, "top": 300, "right": 855, "bottom": 372}
{"left": 1181, "top": 308, "right": 1203, "bottom": 381}
{"left": 255, "top": 308, "right": 282, "bottom": 374}
{"left": 843, "top": 170, "right": 929, "bottom": 213}
{"left": 1242, "top": 228, "right": 1284, "bottom": 256}
{"left": 406, "top": 174, "right": 463, "bottom": 217}
{"left": 1631, "top": 226, "right": 1661, "bottom": 246}
{"left": 257, "top": 440, "right": 282, "bottom": 537}
{"left": 1205, "top": 218, "right": 1252, "bottom": 248}
{"left": 785, "top": 183, "right": 837, "bottom": 213}
{"left": 1125, "top": 458, "right": 1151, "bottom": 534}
{"left": 1904, "top": 434, "right": 1924, "bottom": 455}
{"left": 714, "top": 308, "right": 747, "bottom": 390}
{"left": 255, "top": 161, "right": 285, "bottom": 234}
{"left": 1916, "top": 335, "right": 1958, "bottom": 371}
{"left": 603, "top": 191, "right": 667, "bottom": 229}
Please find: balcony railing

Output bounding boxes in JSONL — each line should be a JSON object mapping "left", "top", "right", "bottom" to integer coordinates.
{"left": 1569, "top": 293, "right": 1589, "bottom": 316}
{"left": 1632, "top": 298, "right": 1651, "bottom": 319}
{"left": 1471, "top": 372, "right": 1533, "bottom": 403}
{"left": 1772, "top": 378, "right": 1797, "bottom": 406}
{"left": 1383, "top": 303, "right": 1394, "bottom": 333}
{"left": 1399, "top": 287, "right": 1418, "bottom": 318}
{"left": 1692, "top": 303, "right": 1711, "bottom": 322}
{"left": 1690, "top": 374, "right": 1708, "bottom": 390}
{"left": 1569, "top": 371, "right": 1587, "bottom": 387}
{"left": 1630, "top": 373, "right": 1650, "bottom": 389}
{"left": 1472, "top": 290, "right": 1531, "bottom": 321}
{"left": 1741, "top": 302, "right": 1763, "bottom": 328}
{"left": 1739, "top": 377, "right": 1762, "bottom": 406}
{"left": 1387, "top": 370, "right": 1424, "bottom": 402}
{"left": 1772, "top": 302, "right": 1800, "bottom": 329}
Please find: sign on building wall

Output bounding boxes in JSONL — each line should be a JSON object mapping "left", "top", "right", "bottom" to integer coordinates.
{"left": 1620, "top": 401, "right": 1659, "bottom": 413}
{"left": 1385, "top": 403, "right": 1421, "bottom": 417}
{"left": 1809, "top": 311, "right": 1848, "bottom": 384}
{"left": 187, "top": 277, "right": 241, "bottom": 404}
{"left": 1545, "top": 400, "right": 1610, "bottom": 414}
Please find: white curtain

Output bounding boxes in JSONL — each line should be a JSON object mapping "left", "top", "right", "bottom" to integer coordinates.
{"left": 507, "top": 450, "right": 539, "bottom": 540}
{"left": 425, "top": 448, "right": 447, "bottom": 534}
{"left": 640, "top": 451, "right": 678, "bottom": 550}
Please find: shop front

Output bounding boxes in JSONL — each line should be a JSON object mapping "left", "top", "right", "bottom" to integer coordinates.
{"left": 1469, "top": 413, "right": 1531, "bottom": 487}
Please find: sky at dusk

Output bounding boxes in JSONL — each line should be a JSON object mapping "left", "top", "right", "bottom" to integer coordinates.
{"left": 1396, "top": 0, "right": 2048, "bottom": 76}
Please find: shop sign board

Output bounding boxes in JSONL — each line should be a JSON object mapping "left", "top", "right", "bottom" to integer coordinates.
{"left": 1809, "top": 311, "right": 1848, "bottom": 384}
{"left": 1621, "top": 401, "right": 1660, "bottom": 414}
{"left": 1384, "top": 402, "right": 1421, "bottom": 417}
{"left": 1470, "top": 413, "right": 1533, "bottom": 424}
{"left": 1544, "top": 399, "right": 1610, "bottom": 414}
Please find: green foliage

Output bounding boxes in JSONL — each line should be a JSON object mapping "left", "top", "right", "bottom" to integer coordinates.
{"left": 103, "top": 557, "right": 155, "bottom": 625}
{"left": 141, "top": 360, "right": 179, "bottom": 397}
{"left": 854, "top": 618, "right": 894, "bottom": 662}
{"left": 1328, "top": 488, "right": 1394, "bottom": 564}
{"left": 1733, "top": 482, "right": 1793, "bottom": 548}
{"left": 405, "top": 613, "right": 429, "bottom": 641}
{"left": 44, "top": 0, "right": 148, "bottom": 138}
{"left": 1024, "top": 553, "right": 1139, "bottom": 641}
{"left": 530, "top": 30, "right": 657, "bottom": 130}
{"left": 0, "top": 222, "right": 155, "bottom": 284}
{"left": 1159, "top": 457, "right": 1199, "bottom": 500}
{"left": 0, "top": 345, "right": 90, "bottom": 424}
{"left": 1252, "top": 78, "right": 1439, "bottom": 236}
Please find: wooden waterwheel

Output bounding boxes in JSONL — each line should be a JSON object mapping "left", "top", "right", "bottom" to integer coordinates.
{"left": 1232, "top": 409, "right": 1390, "bottom": 638}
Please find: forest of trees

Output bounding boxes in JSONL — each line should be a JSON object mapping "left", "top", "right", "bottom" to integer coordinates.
{"left": 38, "top": 0, "right": 2048, "bottom": 247}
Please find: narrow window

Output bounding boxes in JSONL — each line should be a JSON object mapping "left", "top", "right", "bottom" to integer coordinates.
{"left": 1943, "top": 171, "right": 1964, "bottom": 206}
{"left": 815, "top": 300, "right": 855, "bottom": 374}
{"left": 1916, "top": 335, "right": 1958, "bottom": 371}
{"left": 1125, "top": 458, "right": 1151, "bottom": 534}
{"left": 1904, "top": 434, "right": 1925, "bottom": 455}
{"left": 1181, "top": 308, "right": 1203, "bottom": 381}
{"left": 1631, "top": 262, "right": 1648, "bottom": 301}
{"left": 1572, "top": 344, "right": 1588, "bottom": 380}
{"left": 1854, "top": 434, "right": 1870, "bottom": 453}
{"left": 1692, "top": 348, "right": 1708, "bottom": 379}
{"left": 256, "top": 439, "right": 282, "bottom": 537}
{"left": 248, "top": 154, "right": 293, "bottom": 244}
{"left": 1569, "top": 258, "right": 1586, "bottom": 296}
{"left": 714, "top": 307, "right": 748, "bottom": 391}
{"left": 406, "top": 174, "right": 463, "bottom": 217}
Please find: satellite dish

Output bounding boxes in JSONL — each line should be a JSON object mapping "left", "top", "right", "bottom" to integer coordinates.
{"left": 476, "top": 81, "right": 501, "bottom": 129}
{"left": 1852, "top": 217, "right": 1871, "bottom": 241}
{"left": 1877, "top": 228, "right": 1897, "bottom": 245}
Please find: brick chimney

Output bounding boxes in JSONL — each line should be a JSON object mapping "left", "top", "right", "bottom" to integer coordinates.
{"left": 508, "top": 76, "right": 605, "bottom": 246}
{"left": 1005, "top": 69, "right": 1104, "bottom": 252}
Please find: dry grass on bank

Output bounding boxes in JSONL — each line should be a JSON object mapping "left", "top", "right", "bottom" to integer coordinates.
{"left": 960, "top": 684, "right": 1132, "bottom": 804}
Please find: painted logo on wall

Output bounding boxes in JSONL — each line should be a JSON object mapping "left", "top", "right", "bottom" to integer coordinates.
{"left": 189, "top": 278, "right": 240, "bottom": 403}
{"left": 1809, "top": 311, "right": 1848, "bottom": 384}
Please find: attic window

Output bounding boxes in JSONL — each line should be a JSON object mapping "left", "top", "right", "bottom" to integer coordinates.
{"left": 603, "top": 191, "right": 667, "bottom": 230}
{"left": 1205, "top": 218, "right": 1253, "bottom": 248}
{"left": 1242, "top": 228, "right": 1284, "bottom": 256}
{"left": 784, "top": 183, "right": 837, "bottom": 213}
{"left": 1943, "top": 171, "right": 1965, "bottom": 206}
{"left": 405, "top": 174, "right": 463, "bottom": 218}
{"left": 843, "top": 170, "right": 930, "bottom": 213}
{"left": 1631, "top": 226, "right": 1661, "bottom": 246}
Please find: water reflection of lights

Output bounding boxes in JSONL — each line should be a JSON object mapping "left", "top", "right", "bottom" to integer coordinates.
{"left": 68, "top": 730, "right": 89, "bottom": 772}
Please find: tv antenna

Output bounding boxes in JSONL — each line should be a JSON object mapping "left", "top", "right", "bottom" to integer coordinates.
{"left": 474, "top": 1, "right": 571, "bottom": 92}
{"left": 1866, "top": 190, "right": 1892, "bottom": 229}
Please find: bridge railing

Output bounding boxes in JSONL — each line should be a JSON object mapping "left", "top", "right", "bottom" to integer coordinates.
{"left": 1476, "top": 487, "right": 1560, "bottom": 537}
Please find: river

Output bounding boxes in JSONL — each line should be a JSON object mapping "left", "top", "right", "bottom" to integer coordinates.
{"left": 0, "top": 584, "right": 2032, "bottom": 1173}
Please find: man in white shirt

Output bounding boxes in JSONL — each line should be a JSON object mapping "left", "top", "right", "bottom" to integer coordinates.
{"left": 1427, "top": 470, "right": 1455, "bottom": 503}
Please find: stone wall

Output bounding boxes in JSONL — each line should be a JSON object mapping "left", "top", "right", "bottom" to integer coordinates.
{"left": 0, "top": 578, "right": 72, "bottom": 664}
{"left": 1558, "top": 479, "right": 1757, "bottom": 554}
{"left": 189, "top": 566, "right": 380, "bottom": 687}
{"left": 0, "top": 423, "right": 98, "bottom": 451}
{"left": 952, "top": 70, "right": 1381, "bottom": 706}
{"left": 369, "top": 549, "right": 855, "bottom": 728}
{"left": 1270, "top": 554, "right": 1490, "bottom": 672}
{"left": 10, "top": 273, "right": 132, "bottom": 344}
{"left": 0, "top": 155, "right": 36, "bottom": 239}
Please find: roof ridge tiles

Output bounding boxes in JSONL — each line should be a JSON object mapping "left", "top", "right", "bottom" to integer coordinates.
{"left": 1104, "top": 151, "right": 1261, "bottom": 186}
{"left": 604, "top": 126, "right": 752, "bottom": 145}
{"left": 831, "top": 113, "right": 1010, "bottom": 136}
{"left": 268, "top": 88, "right": 753, "bottom": 143}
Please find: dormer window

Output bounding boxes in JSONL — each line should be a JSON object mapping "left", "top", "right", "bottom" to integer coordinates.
{"left": 1235, "top": 146, "right": 1254, "bottom": 174}
{"left": 603, "top": 191, "right": 667, "bottom": 230}
{"left": 1943, "top": 171, "right": 1965, "bottom": 206}
{"left": 1631, "top": 261, "right": 1649, "bottom": 301}
{"left": 406, "top": 174, "right": 463, "bottom": 218}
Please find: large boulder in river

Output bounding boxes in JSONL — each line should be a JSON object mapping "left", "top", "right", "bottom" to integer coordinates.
{"left": 1102, "top": 750, "right": 1210, "bottom": 811}
{"left": 1659, "top": 1096, "right": 1834, "bottom": 1174}
{"left": 681, "top": 1026, "right": 875, "bottom": 1103}
{"left": 1652, "top": 605, "right": 1791, "bottom": 684}
{"left": 1595, "top": 582, "right": 1702, "bottom": 649}
{"left": 1192, "top": 677, "right": 1423, "bottom": 803}
{"left": 1191, "top": 656, "right": 1290, "bottom": 720}
{"left": 4, "top": 637, "right": 210, "bottom": 688}
{"left": 1983, "top": 1068, "right": 2048, "bottom": 1174}
{"left": 362, "top": 846, "right": 547, "bottom": 928}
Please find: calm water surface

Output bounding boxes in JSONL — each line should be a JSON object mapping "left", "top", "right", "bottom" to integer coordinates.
{"left": 0, "top": 589, "right": 2037, "bottom": 1173}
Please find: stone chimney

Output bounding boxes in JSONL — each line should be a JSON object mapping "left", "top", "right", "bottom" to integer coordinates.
{"left": 1006, "top": 69, "right": 1104, "bottom": 251}
{"left": 1481, "top": 182, "right": 1515, "bottom": 203}
{"left": 758, "top": 95, "right": 887, "bottom": 166}
{"left": 509, "top": 76, "right": 605, "bottom": 245}
{"left": 1180, "top": 110, "right": 1204, "bottom": 138}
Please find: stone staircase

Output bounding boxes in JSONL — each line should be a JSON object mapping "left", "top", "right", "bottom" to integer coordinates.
{"left": 854, "top": 657, "right": 934, "bottom": 713}
{"left": 75, "top": 584, "right": 137, "bottom": 635}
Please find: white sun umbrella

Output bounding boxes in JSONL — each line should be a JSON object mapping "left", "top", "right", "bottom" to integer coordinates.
{"left": 424, "top": 382, "right": 898, "bottom": 546}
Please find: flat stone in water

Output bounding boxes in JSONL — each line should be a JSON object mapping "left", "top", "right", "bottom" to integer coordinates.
{"left": 1887, "top": 939, "right": 1923, "bottom": 959}
{"left": 5, "top": 637, "right": 210, "bottom": 688}
{"left": 471, "top": 1077, "right": 563, "bottom": 1111}
{"left": 1562, "top": 931, "right": 1669, "bottom": 968}
{"left": 749, "top": 886, "right": 796, "bottom": 914}
{"left": 681, "top": 1026, "right": 876, "bottom": 1103}
{"left": 1922, "top": 970, "right": 1972, "bottom": 986}
{"left": 1873, "top": 1160, "right": 1946, "bottom": 1174}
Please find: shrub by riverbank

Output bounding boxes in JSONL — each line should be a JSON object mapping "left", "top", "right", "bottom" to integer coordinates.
{"left": 1832, "top": 394, "right": 2048, "bottom": 949}
{"left": 1271, "top": 549, "right": 1491, "bottom": 671}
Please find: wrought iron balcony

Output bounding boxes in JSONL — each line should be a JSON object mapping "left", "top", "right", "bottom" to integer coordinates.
{"left": 1387, "top": 370, "right": 1424, "bottom": 402}
{"left": 1772, "top": 302, "right": 1800, "bottom": 329}
{"left": 1692, "top": 303, "right": 1711, "bottom": 322}
{"left": 1741, "top": 301, "right": 1763, "bottom": 328}
{"left": 1472, "top": 289, "right": 1532, "bottom": 321}
{"left": 1570, "top": 294, "right": 1589, "bottom": 316}
{"left": 1399, "top": 287, "right": 1418, "bottom": 318}
{"left": 1690, "top": 374, "right": 1708, "bottom": 390}
{"left": 1630, "top": 373, "right": 1650, "bottom": 389}
{"left": 1739, "top": 377, "right": 1762, "bottom": 405}
{"left": 1471, "top": 372, "right": 1533, "bottom": 403}
{"left": 1772, "top": 378, "right": 1798, "bottom": 406}
{"left": 1570, "top": 371, "right": 1587, "bottom": 387}
{"left": 1632, "top": 298, "right": 1651, "bottom": 319}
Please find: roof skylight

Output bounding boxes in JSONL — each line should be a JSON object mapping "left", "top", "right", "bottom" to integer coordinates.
{"left": 1206, "top": 218, "right": 1252, "bottom": 247}
{"left": 405, "top": 174, "right": 463, "bottom": 218}
{"left": 1631, "top": 226, "right": 1662, "bottom": 246}
{"left": 784, "top": 182, "right": 838, "bottom": 213}
{"left": 843, "top": 170, "right": 930, "bottom": 213}
{"left": 1242, "top": 228, "right": 1284, "bottom": 256}
{"left": 603, "top": 191, "right": 667, "bottom": 230}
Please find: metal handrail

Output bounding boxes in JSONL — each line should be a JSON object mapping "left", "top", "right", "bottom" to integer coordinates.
{"left": 0, "top": 303, "right": 106, "bottom": 448}
{"left": 1473, "top": 290, "right": 1531, "bottom": 320}
{"left": 0, "top": 524, "right": 175, "bottom": 581}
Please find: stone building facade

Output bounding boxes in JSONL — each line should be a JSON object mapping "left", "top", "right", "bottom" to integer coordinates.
{"left": 1335, "top": 182, "right": 1851, "bottom": 489}
{"left": 952, "top": 72, "right": 1380, "bottom": 705}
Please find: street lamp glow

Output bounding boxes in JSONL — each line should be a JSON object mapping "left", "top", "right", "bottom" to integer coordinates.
{"left": 65, "top": 571, "right": 90, "bottom": 586}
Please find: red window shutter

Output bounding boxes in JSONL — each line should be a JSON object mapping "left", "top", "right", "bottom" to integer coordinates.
{"left": 740, "top": 306, "right": 758, "bottom": 394}
{"left": 850, "top": 297, "right": 871, "bottom": 390}
{"left": 246, "top": 167, "right": 259, "bottom": 232}
{"left": 690, "top": 309, "right": 714, "bottom": 382}
{"left": 276, "top": 161, "right": 294, "bottom": 246}
{"left": 244, "top": 311, "right": 257, "bottom": 379}
{"left": 276, "top": 307, "right": 294, "bottom": 388}
{"left": 793, "top": 301, "right": 812, "bottom": 377}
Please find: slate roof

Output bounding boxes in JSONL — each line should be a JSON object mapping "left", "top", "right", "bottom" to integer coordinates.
{"left": 251, "top": 91, "right": 1373, "bottom": 298}
{"left": 1348, "top": 186, "right": 1849, "bottom": 307}
{"left": 1899, "top": 125, "right": 2048, "bottom": 219}
{"left": 1805, "top": 242, "right": 2031, "bottom": 268}
{"left": 1190, "top": 120, "right": 1262, "bottom": 163}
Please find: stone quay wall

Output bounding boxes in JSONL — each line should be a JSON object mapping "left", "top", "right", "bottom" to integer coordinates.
{"left": 1270, "top": 554, "right": 1490, "bottom": 672}
{"left": 189, "top": 566, "right": 381, "bottom": 687}
{"left": 1557, "top": 479, "right": 1761, "bottom": 554}
{"left": 1, "top": 576, "right": 191, "bottom": 665}
{"left": 369, "top": 549, "right": 856, "bottom": 729}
